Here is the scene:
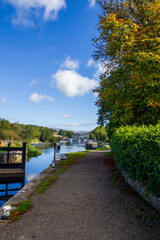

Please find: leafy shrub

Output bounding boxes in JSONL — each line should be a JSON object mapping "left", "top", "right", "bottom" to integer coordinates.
{"left": 110, "top": 124, "right": 160, "bottom": 197}
{"left": 27, "top": 144, "right": 42, "bottom": 159}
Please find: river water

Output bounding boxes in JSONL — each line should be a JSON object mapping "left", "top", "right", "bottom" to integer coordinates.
{"left": 0, "top": 143, "right": 86, "bottom": 207}
{"left": 26, "top": 143, "right": 85, "bottom": 184}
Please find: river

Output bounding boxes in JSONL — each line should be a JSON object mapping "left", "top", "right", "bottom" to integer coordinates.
{"left": 26, "top": 143, "right": 85, "bottom": 183}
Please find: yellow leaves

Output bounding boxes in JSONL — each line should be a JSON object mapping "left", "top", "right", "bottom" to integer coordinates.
{"left": 148, "top": 99, "right": 160, "bottom": 107}
{"left": 107, "top": 13, "right": 116, "bottom": 22}
{"left": 100, "top": 12, "right": 141, "bottom": 55}
{"left": 132, "top": 23, "right": 140, "bottom": 29}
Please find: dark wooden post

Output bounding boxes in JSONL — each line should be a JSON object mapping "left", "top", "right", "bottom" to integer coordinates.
{"left": 7, "top": 140, "right": 11, "bottom": 163}
{"left": 22, "top": 142, "right": 26, "bottom": 170}
{"left": 6, "top": 183, "right": 8, "bottom": 197}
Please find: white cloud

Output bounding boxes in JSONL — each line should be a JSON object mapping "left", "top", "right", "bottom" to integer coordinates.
{"left": 1, "top": 98, "right": 7, "bottom": 103}
{"left": 88, "top": 0, "right": 96, "bottom": 7}
{"left": 60, "top": 56, "right": 79, "bottom": 71}
{"left": 52, "top": 70, "right": 98, "bottom": 97}
{"left": 61, "top": 114, "right": 71, "bottom": 119}
{"left": 27, "top": 173, "right": 36, "bottom": 182}
{"left": 30, "top": 93, "right": 54, "bottom": 102}
{"left": 29, "top": 78, "right": 41, "bottom": 87}
{"left": 87, "top": 58, "right": 105, "bottom": 80}
{"left": 12, "top": 9, "right": 35, "bottom": 27}
{"left": 87, "top": 58, "right": 95, "bottom": 67}
{"left": 3, "top": 0, "right": 66, "bottom": 26}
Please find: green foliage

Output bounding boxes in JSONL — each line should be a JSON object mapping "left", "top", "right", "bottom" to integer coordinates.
{"left": 93, "top": 0, "right": 160, "bottom": 132}
{"left": 27, "top": 144, "right": 42, "bottom": 159}
{"left": 58, "top": 129, "right": 74, "bottom": 138}
{"left": 90, "top": 126, "right": 108, "bottom": 142}
{"left": 0, "top": 118, "right": 11, "bottom": 130}
{"left": 110, "top": 124, "right": 160, "bottom": 197}
{"left": 0, "top": 118, "right": 59, "bottom": 144}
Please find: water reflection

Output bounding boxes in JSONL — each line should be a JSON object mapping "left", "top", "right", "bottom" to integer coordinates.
{"left": 26, "top": 173, "right": 37, "bottom": 182}
{"left": 0, "top": 172, "right": 25, "bottom": 207}
{"left": 25, "top": 143, "right": 85, "bottom": 184}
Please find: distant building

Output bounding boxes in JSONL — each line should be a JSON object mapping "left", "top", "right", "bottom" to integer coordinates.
{"left": 72, "top": 132, "right": 90, "bottom": 141}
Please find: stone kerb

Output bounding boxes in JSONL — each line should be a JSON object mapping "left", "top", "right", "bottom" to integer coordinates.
{"left": 121, "top": 171, "right": 160, "bottom": 212}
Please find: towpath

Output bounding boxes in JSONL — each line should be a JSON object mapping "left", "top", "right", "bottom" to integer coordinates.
{"left": 0, "top": 151, "right": 160, "bottom": 240}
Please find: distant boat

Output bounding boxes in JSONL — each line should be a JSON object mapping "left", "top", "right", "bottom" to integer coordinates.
{"left": 85, "top": 141, "right": 98, "bottom": 150}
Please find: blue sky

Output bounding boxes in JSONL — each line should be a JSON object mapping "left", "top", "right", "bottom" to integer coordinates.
{"left": 0, "top": 0, "right": 103, "bottom": 132}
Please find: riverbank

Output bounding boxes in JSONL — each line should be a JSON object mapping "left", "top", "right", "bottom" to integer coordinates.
{"left": 0, "top": 151, "right": 160, "bottom": 239}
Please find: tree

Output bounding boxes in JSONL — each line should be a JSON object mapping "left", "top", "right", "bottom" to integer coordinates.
{"left": 0, "top": 119, "right": 11, "bottom": 130}
{"left": 90, "top": 126, "right": 108, "bottom": 141}
{"left": 93, "top": 0, "right": 160, "bottom": 133}
{"left": 58, "top": 129, "right": 74, "bottom": 138}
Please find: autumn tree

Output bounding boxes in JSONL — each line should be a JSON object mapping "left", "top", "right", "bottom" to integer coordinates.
{"left": 93, "top": 0, "right": 160, "bottom": 135}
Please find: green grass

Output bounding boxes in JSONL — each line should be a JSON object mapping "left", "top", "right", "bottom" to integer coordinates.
{"left": 37, "top": 175, "right": 59, "bottom": 194}
{"left": 136, "top": 209, "right": 155, "bottom": 221}
{"left": 144, "top": 192, "right": 150, "bottom": 198}
{"left": 14, "top": 200, "right": 31, "bottom": 214}
{"left": 93, "top": 146, "right": 109, "bottom": 151}
{"left": 9, "top": 200, "right": 31, "bottom": 221}
{"left": 11, "top": 216, "right": 21, "bottom": 221}
{"left": 27, "top": 144, "right": 42, "bottom": 159}
{"left": 105, "top": 151, "right": 113, "bottom": 156}
{"left": 111, "top": 174, "right": 119, "bottom": 188}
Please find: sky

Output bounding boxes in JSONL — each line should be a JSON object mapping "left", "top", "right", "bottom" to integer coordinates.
{"left": 0, "top": 0, "right": 103, "bottom": 132}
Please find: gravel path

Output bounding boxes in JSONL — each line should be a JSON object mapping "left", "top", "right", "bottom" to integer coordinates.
{"left": 0, "top": 151, "right": 160, "bottom": 240}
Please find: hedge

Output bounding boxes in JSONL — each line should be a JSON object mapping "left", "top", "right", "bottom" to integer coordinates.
{"left": 110, "top": 124, "right": 160, "bottom": 197}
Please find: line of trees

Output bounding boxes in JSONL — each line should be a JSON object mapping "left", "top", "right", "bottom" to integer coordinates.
{"left": 0, "top": 118, "right": 59, "bottom": 144}
{"left": 93, "top": 0, "right": 160, "bottom": 137}
{"left": 58, "top": 129, "right": 74, "bottom": 138}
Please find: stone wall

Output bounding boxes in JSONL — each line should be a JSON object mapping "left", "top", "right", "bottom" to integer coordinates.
{"left": 0, "top": 152, "right": 22, "bottom": 163}
{"left": 121, "top": 171, "right": 160, "bottom": 212}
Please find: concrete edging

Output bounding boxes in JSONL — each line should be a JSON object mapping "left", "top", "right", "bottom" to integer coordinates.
{"left": 121, "top": 171, "right": 160, "bottom": 212}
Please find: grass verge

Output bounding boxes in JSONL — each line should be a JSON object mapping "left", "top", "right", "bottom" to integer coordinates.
{"left": 93, "top": 146, "right": 109, "bottom": 151}
{"left": 9, "top": 200, "right": 31, "bottom": 222}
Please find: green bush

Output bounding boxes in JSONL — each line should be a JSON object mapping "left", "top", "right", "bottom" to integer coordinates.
{"left": 27, "top": 144, "right": 42, "bottom": 159}
{"left": 110, "top": 124, "right": 160, "bottom": 197}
